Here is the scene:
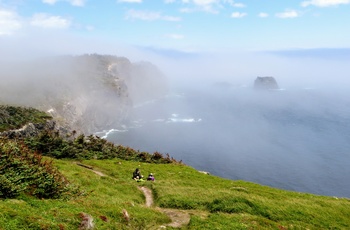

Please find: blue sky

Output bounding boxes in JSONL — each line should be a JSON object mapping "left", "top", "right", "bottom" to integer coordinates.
{"left": 1, "top": 0, "right": 349, "bottom": 54}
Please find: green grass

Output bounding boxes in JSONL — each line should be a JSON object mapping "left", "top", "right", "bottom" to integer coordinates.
{"left": 1, "top": 158, "right": 348, "bottom": 229}
{"left": 0, "top": 159, "right": 171, "bottom": 229}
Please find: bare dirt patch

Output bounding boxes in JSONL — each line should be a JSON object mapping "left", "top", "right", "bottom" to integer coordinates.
{"left": 158, "top": 208, "right": 191, "bottom": 228}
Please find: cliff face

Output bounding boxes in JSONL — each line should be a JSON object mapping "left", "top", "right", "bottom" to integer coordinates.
{"left": 0, "top": 54, "right": 167, "bottom": 134}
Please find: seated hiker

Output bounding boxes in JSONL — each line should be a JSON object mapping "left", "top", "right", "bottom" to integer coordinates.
{"left": 132, "top": 168, "right": 143, "bottom": 180}
{"left": 147, "top": 173, "right": 155, "bottom": 181}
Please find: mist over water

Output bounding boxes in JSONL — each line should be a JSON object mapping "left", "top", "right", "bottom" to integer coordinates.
{"left": 107, "top": 85, "right": 350, "bottom": 198}
{"left": 1, "top": 36, "right": 349, "bottom": 198}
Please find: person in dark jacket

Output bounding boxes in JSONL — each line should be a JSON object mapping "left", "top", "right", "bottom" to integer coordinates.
{"left": 132, "top": 168, "right": 143, "bottom": 180}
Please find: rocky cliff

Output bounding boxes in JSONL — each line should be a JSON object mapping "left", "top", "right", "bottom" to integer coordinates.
{"left": 0, "top": 54, "right": 167, "bottom": 134}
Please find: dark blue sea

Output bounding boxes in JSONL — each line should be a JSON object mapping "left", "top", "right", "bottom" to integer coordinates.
{"left": 105, "top": 86, "right": 350, "bottom": 198}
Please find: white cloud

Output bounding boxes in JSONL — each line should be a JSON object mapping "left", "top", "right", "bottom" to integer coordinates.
{"left": 0, "top": 10, "right": 22, "bottom": 35}
{"left": 301, "top": 0, "right": 350, "bottom": 7}
{"left": 125, "top": 9, "right": 181, "bottom": 21}
{"left": 43, "top": 0, "right": 58, "bottom": 4}
{"left": 118, "top": 0, "right": 143, "bottom": 3}
{"left": 178, "top": 0, "right": 246, "bottom": 13}
{"left": 165, "top": 33, "right": 185, "bottom": 39}
{"left": 232, "top": 3, "right": 245, "bottom": 8}
{"left": 69, "top": 0, "right": 85, "bottom": 6}
{"left": 179, "top": 0, "right": 221, "bottom": 13}
{"left": 231, "top": 11, "right": 247, "bottom": 18}
{"left": 164, "top": 0, "right": 176, "bottom": 3}
{"left": 192, "top": 0, "right": 218, "bottom": 5}
{"left": 30, "top": 13, "right": 71, "bottom": 29}
{"left": 162, "top": 15, "right": 182, "bottom": 21}
{"left": 125, "top": 10, "right": 160, "bottom": 21}
{"left": 258, "top": 12, "right": 269, "bottom": 18}
{"left": 42, "top": 0, "right": 86, "bottom": 6}
{"left": 276, "top": 9, "right": 299, "bottom": 18}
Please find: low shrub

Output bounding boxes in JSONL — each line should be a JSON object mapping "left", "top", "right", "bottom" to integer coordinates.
{"left": 0, "top": 139, "right": 75, "bottom": 199}
{"left": 24, "top": 130, "right": 180, "bottom": 164}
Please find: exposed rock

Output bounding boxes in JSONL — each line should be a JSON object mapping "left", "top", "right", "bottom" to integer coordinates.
{"left": 79, "top": 213, "right": 94, "bottom": 230}
{"left": 198, "top": 170, "right": 210, "bottom": 175}
{"left": 122, "top": 209, "right": 130, "bottom": 223}
{"left": 254, "top": 76, "right": 279, "bottom": 90}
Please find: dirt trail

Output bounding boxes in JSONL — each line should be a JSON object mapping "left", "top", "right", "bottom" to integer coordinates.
{"left": 138, "top": 186, "right": 153, "bottom": 207}
{"left": 76, "top": 162, "right": 106, "bottom": 177}
{"left": 91, "top": 170, "right": 106, "bottom": 176}
{"left": 139, "top": 186, "right": 190, "bottom": 228}
{"left": 77, "top": 163, "right": 190, "bottom": 228}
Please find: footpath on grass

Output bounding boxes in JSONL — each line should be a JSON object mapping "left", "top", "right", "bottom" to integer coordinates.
{"left": 77, "top": 162, "right": 191, "bottom": 228}
{"left": 138, "top": 186, "right": 191, "bottom": 228}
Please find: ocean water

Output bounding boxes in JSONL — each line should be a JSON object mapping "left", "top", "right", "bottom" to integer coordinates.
{"left": 106, "top": 86, "right": 350, "bottom": 198}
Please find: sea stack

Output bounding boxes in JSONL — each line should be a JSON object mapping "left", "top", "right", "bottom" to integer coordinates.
{"left": 254, "top": 76, "right": 279, "bottom": 90}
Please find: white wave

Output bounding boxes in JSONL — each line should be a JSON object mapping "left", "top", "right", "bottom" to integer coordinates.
{"left": 153, "top": 118, "right": 166, "bottom": 122}
{"left": 165, "top": 113, "right": 202, "bottom": 123}
{"left": 96, "top": 128, "right": 128, "bottom": 139}
{"left": 167, "top": 117, "right": 202, "bottom": 123}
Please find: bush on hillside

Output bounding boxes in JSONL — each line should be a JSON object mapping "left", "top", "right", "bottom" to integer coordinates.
{"left": 0, "top": 139, "right": 76, "bottom": 199}
{"left": 24, "top": 130, "right": 180, "bottom": 164}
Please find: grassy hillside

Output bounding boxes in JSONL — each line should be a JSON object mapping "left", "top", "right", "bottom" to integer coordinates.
{"left": 1, "top": 105, "right": 349, "bottom": 229}
{"left": 0, "top": 158, "right": 349, "bottom": 229}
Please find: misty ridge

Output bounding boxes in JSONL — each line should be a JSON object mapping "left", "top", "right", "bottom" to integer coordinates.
{"left": 0, "top": 54, "right": 167, "bottom": 134}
